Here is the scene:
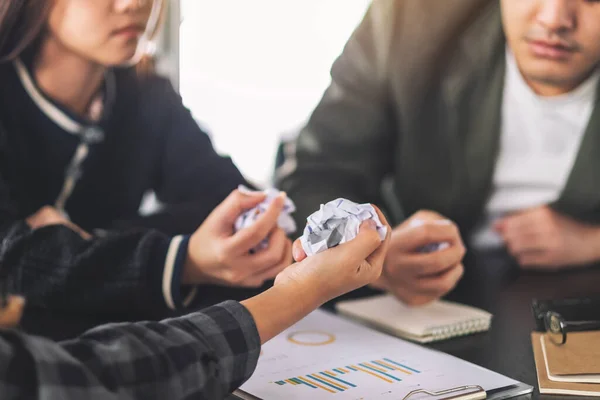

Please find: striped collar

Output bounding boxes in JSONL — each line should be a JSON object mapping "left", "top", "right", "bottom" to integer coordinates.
{"left": 13, "top": 58, "right": 115, "bottom": 139}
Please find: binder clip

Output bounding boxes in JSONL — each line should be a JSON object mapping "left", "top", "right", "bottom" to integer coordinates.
{"left": 402, "top": 385, "right": 487, "bottom": 400}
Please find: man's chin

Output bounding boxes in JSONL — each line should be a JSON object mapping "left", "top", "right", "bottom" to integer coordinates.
{"left": 521, "top": 66, "right": 586, "bottom": 93}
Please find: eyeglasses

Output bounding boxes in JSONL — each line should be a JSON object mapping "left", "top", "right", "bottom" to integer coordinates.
{"left": 544, "top": 311, "right": 600, "bottom": 345}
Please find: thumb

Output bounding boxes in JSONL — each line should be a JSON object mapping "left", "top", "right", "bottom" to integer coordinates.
{"left": 0, "top": 295, "right": 25, "bottom": 328}
{"left": 330, "top": 219, "right": 382, "bottom": 263}
{"left": 211, "top": 188, "right": 267, "bottom": 224}
{"left": 292, "top": 238, "right": 307, "bottom": 262}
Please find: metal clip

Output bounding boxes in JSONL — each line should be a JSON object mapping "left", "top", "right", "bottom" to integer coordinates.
{"left": 402, "top": 385, "right": 486, "bottom": 400}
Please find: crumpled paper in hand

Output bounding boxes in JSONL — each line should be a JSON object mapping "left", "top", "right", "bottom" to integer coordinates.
{"left": 409, "top": 219, "right": 451, "bottom": 253}
{"left": 234, "top": 185, "right": 296, "bottom": 251}
{"left": 300, "top": 198, "right": 387, "bottom": 257}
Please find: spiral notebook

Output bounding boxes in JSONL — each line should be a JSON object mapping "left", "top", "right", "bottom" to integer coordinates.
{"left": 335, "top": 294, "right": 492, "bottom": 343}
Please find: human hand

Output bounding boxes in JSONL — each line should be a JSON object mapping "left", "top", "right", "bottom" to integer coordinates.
{"left": 276, "top": 205, "right": 391, "bottom": 304}
{"left": 26, "top": 206, "right": 91, "bottom": 240}
{"left": 371, "top": 210, "right": 465, "bottom": 306}
{"left": 183, "top": 189, "right": 293, "bottom": 287}
{"left": 495, "top": 205, "right": 600, "bottom": 269}
{"left": 0, "top": 295, "right": 25, "bottom": 328}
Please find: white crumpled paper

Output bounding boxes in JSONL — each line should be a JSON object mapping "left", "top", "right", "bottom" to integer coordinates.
{"left": 300, "top": 198, "right": 387, "bottom": 257}
{"left": 234, "top": 185, "right": 297, "bottom": 251}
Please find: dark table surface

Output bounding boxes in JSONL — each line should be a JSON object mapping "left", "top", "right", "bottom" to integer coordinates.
{"left": 21, "top": 250, "right": 600, "bottom": 400}
{"left": 429, "top": 250, "right": 600, "bottom": 400}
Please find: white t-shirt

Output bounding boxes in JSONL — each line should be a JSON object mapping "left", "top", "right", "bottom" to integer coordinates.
{"left": 471, "top": 49, "right": 600, "bottom": 249}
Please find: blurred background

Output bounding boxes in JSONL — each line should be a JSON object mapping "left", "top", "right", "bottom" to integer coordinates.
{"left": 155, "top": 0, "right": 371, "bottom": 187}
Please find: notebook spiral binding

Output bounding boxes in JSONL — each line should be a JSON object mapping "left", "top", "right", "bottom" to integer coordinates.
{"left": 428, "top": 319, "right": 491, "bottom": 340}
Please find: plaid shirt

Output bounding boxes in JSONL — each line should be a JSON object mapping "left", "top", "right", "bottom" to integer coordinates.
{"left": 0, "top": 301, "right": 260, "bottom": 400}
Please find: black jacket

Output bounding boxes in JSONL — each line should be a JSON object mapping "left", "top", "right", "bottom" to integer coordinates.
{"left": 0, "top": 59, "right": 248, "bottom": 319}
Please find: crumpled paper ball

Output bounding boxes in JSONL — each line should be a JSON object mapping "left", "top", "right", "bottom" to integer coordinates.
{"left": 300, "top": 198, "right": 387, "bottom": 257}
{"left": 234, "top": 185, "right": 296, "bottom": 251}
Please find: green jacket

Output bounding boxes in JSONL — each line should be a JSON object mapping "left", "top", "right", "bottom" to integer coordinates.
{"left": 278, "top": 0, "right": 600, "bottom": 236}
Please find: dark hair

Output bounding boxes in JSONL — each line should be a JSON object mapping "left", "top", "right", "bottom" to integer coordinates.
{"left": 0, "top": 0, "right": 50, "bottom": 62}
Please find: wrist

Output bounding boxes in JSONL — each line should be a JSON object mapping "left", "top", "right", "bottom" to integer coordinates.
{"left": 276, "top": 280, "right": 327, "bottom": 310}
{"left": 182, "top": 234, "right": 210, "bottom": 285}
{"left": 241, "top": 283, "right": 323, "bottom": 344}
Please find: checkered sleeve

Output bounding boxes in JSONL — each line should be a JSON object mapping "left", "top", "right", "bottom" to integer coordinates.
{"left": 0, "top": 301, "right": 261, "bottom": 400}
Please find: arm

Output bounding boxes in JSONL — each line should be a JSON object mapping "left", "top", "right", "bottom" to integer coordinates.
{"left": 0, "top": 301, "right": 260, "bottom": 400}
{"left": 0, "top": 219, "right": 390, "bottom": 400}
{"left": 277, "top": 1, "right": 397, "bottom": 227}
{"left": 0, "top": 127, "right": 191, "bottom": 317}
{"left": 112, "top": 78, "right": 249, "bottom": 236}
{"left": 495, "top": 205, "right": 600, "bottom": 269}
{"left": 0, "top": 218, "right": 191, "bottom": 317}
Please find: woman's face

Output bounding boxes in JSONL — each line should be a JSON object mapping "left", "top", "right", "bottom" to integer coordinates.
{"left": 46, "top": 0, "right": 156, "bottom": 66}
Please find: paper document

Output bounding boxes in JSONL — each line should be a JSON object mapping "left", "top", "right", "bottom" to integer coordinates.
{"left": 239, "top": 310, "right": 519, "bottom": 399}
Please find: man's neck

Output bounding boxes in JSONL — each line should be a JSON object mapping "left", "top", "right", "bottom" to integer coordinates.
{"left": 33, "top": 38, "right": 106, "bottom": 117}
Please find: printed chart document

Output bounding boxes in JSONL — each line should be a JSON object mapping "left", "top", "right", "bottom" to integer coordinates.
{"left": 237, "top": 310, "right": 532, "bottom": 400}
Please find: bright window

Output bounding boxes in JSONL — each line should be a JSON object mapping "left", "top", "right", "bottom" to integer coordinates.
{"left": 179, "top": 0, "right": 371, "bottom": 186}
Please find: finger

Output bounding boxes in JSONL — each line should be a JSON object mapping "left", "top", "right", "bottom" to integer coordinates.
{"left": 327, "top": 219, "right": 383, "bottom": 265}
{"left": 393, "top": 221, "right": 461, "bottom": 253}
{"left": 292, "top": 238, "right": 307, "bottom": 262}
{"left": 372, "top": 204, "right": 390, "bottom": 229}
{"left": 504, "top": 231, "right": 547, "bottom": 255}
{"left": 414, "top": 263, "right": 464, "bottom": 295}
{"left": 387, "top": 282, "right": 438, "bottom": 306}
{"left": 498, "top": 211, "right": 545, "bottom": 237}
{"left": 226, "top": 194, "right": 285, "bottom": 252}
{"left": 27, "top": 210, "right": 66, "bottom": 229}
{"left": 0, "top": 295, "right": 25, "bottom": 328}
{"left": 517, "top": 251, "right": 555, "bottom": 269}
{"left": 65, "top": 222, "right": 92, "bottom": 240}
{"left": 394, "top": 242, "right": 466, "bottom": 276}
{"left": 211, "top": 188, "right": 267, "bottom": 225}
{"left": 366, "top": 205, "right": 392, "bottom": 267}
{"left": 244, "top": 228, "right": 290, "bottom": 273}
{"left": 369, "top": 275, "right": 389, "bottom": 291}
{"left": 244, "top": 240, "right": 294, "bottom": 287}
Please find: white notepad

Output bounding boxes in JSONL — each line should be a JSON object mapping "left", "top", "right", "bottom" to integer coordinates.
{"left": 336, "top": 294, "right": 492, "bottom": 343}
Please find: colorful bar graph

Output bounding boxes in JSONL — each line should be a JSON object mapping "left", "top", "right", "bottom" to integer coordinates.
{"left": 297, "top": 376, "right": 334, "bottom": 393}
{"left": 384, "top": 358, "right": 421, "bottom": 373}
{"left": 359, "top": 363, "right": 402, "bottom": 382}
{"left": 372, "top": 360, "right": 395, "bottom": 371}
{"left": 309, "top": 374, "right": 345, "bottom": 391}
{"left": 321, "top": 372, "right": 357, "bottom": 388}
{"left": 270, "top": 358, "right": 420, "bottom": 393}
